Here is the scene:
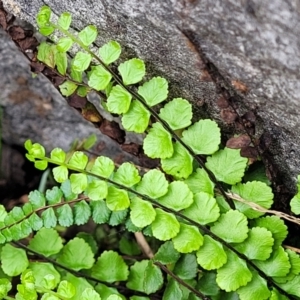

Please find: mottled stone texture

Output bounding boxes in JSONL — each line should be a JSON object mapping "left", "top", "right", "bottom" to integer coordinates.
{"left": 2, "top": 0, "right": 300, "bottom": 192}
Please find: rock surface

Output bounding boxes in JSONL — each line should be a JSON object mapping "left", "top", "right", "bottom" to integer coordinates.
{"left": 2, "top": 0, "right": 300, "bottom": 193}
{"left": 0, "top": 25, "right": 132, "bottom": 158}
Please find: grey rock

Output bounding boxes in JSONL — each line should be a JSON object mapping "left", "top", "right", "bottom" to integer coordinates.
{"left": 2, "top": 0, "right": 300, "bottom": 193}
{"left": 0, "top": 26, "right": 128, "bottom": 159}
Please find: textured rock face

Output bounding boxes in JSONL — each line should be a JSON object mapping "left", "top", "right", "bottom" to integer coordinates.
{"left": 2, "top": 0, "right": 300, "bottom": 192}
{"left": 0, "top": 27, "right": 91, "bottom": 149}
{"left": 0, "top": 26, "right": 130, "bottom": 158}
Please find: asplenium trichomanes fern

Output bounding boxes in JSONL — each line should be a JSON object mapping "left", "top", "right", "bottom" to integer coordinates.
{"left": 1, "top": 5, "right": 300, "bottom": 300}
